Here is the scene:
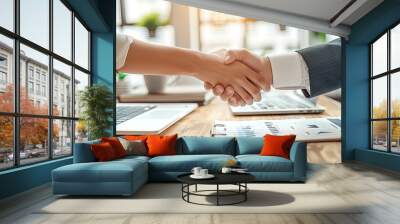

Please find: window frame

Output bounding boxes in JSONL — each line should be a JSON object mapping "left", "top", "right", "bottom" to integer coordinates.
{"left": 0, "top": 0, "right": 92, "bottom": 171}
{"left": 370, "top": 20, "right": 400, "bottom": 154}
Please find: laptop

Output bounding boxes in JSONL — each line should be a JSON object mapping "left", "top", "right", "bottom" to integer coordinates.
{"left": 116, "top": 103, "right": 198, "bottom": 135}
{"left": 230, "top": 90, "right": 325, "bottom": 115}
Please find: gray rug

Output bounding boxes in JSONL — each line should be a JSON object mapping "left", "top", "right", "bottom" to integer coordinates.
{"left": 38, "top": 183, "right": 362, "bottom": 214}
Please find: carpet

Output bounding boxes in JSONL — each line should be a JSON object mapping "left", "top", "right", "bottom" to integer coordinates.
{"left": 38, "top": 183, "right": 362, "bottom": 214}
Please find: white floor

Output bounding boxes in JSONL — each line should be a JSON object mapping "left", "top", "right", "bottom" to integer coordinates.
{"left": 1, "top": 163, "right": 400, "bottom": 224}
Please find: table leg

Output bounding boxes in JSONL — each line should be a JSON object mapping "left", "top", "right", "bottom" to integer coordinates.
{"left": 217, "top": 184, "right": 219, "bottom": 206}
{"left": 187, "top": 184, "right": 190, "bottom": 202}
{"left": 181, "top": 184, "right": 183, "bottom": 199}
{"left": 245, "top": 183, "right": 247, "bottom": 201}
{"left": 195, "top": 184, "right": 198, "bottom": 192}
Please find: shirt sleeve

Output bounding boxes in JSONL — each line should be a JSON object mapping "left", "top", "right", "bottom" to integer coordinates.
{"left": 116, "top": 34, "right": 133, "bottom": 70}
{"left": 268, "top": 52, "right": 311, "bottom": 94}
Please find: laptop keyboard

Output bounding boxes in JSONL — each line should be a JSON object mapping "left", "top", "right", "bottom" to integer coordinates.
{"left": 116, "top": 105, "right": 156, "bottom": 125}
{"left": 250, "top": 94, "right": 313, "bottom": 110}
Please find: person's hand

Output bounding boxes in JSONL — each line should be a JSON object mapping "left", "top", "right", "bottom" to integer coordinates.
{"left": 194, "top": 51, "right": 268, "bottom": 104}
{"left": 205, "top": 49, "right": 273, "bottom": 106}
{"left": 204, "top": 82, "right": 245, "bottom": 106}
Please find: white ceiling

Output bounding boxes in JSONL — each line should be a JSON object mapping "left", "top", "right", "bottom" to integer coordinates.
{"left": 226, "top": 0, "right": 352, "bottom": 22}
{"left": 168, "top": 0, "right": 384, "bottom": 38}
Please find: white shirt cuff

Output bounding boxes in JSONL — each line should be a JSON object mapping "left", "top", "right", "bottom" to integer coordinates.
{"left": 269, "top": 52, "right": 310, "bottom": 94}
{"left": 116, "top": 34, "right": 133, "bottom": 70}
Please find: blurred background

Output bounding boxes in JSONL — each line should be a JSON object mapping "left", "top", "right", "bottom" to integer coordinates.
{"left": 115, "top": 0, "right": 339, "bottom": 97}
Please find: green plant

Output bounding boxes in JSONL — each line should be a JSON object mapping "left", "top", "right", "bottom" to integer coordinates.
{"left": 312, "top": 32, "right": 327, "bottom": 43}
{"left": 117, "top": 72, "right": 128, "bottom": 81}
{"left": 79, "top": 84, "right": 113, "bottom": 140}
{"left": 137, "top": 12, "right": 169, "bottom": 37}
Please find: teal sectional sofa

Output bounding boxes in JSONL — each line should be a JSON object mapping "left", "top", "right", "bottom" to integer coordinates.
{"left": 52, "top": 137, "right": 307, "bottom": 196}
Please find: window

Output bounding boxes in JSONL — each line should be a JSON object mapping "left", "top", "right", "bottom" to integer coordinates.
{"left": 0, "top": 116, "right": 13, "bottom": 169}
{"left": 28, "top": 67, "right": 34, "bottom": 80}
{"left": 0, "top": 71, "right": 6, "bottom": 84}
{"left": 0, "top": 35, "right": 13, "bottom": 113}
{"left": 0, "top": 0, "right": 14, "bottom": 32}
{"left": 35, "top": 84, "right": 40, "bottom": 96}
{"left": 74, "top": 69, "right": 89, "bottom": 118}
{"left": 53, "top": 0, "right": 72, "bottom": 60}
{"left": 371, "top": 23, "right": 400, "bottom": 154}
{"left": 0, "top": 0, "right": 91, "bottom": 170}
{"left": 53, "top": 119, "right": 72, "bottom": 158}
{"left": 53, "top": 59, "right": 72, "bottom": 117}
{"left": 74, "top": 18, "right": 89, "bottom": 70}
{"left": 42, "top": 85, "right": 46, "bottom": 97}
{"left": 35, "top": 70, "right": 41, "bottom": 81}
{"left": 20, "top": 0, "right": 49, "bottom": 49}
{"left": 0, "top": 54, "right": 7, "bottom": 67}
{"left": 28, "top": 81, "right": 34, "bottom": 94}
{"left": 0, "top": 54, "right": 8, "bottom": 90}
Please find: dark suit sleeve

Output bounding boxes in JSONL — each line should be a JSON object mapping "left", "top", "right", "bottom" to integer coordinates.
{"left": 296, "top": 39, "right": 341, "bottom": 97}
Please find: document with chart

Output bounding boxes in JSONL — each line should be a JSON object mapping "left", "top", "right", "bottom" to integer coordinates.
{"left": 211, "top": 117, "right": 341, "bottom": 142}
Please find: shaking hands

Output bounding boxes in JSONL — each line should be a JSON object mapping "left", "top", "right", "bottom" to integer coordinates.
{"left": 203, "top": 49, "right": 273, "bottom": 106}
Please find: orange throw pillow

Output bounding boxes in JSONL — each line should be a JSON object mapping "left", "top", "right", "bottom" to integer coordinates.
{"left": 91, "top": 142, "right": 117, "bottom": 162}
{"left": 146, "top": 134, "right": 178, "bottom": 157}
{"left": 101, "top": 137, "right": 126, "bottom": 158}
{"left": 260, "top": 134, "right": 296, "bottom": 159}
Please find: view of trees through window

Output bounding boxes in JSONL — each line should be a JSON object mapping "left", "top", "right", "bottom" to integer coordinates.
{"left": 371, "top": 23, "right": 400, "bottom": 153}
{"left": 0, "top": 0, "right": 91, "bottom": 170}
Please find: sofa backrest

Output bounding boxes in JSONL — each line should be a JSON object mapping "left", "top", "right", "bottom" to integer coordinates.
{"left": 176, "top": 136, "right": 236, "bottom": 155}
{"left": 74, "top": 136, "right": 299, "bottom": 161}
{"left": 74, "top": 140, "right": 100, "bottom": 163}
{"left": 235, "top": 137, "right": 263, "bottom": 155}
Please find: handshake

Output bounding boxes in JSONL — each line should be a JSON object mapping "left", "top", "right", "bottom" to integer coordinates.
{"left": 116, "top": 36, "right": 275, "bottom": 104}
{"left": 195, "top": 49, "right": 273, "bottom": 106}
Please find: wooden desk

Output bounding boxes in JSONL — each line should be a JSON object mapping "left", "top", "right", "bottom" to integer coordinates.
{"left": 163, "top": 95, "right": 341, "bottom": 164}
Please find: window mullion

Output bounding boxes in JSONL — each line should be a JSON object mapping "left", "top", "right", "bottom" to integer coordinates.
{"left": 49, "top": 0, "right": 54, "bottom": 160}
{"left": 71, "top": 11, "right": 76, "bottom": 155}
{"left": 388, "top": 30, "right": 391, "bottom": 152}
{"left": 13, "top": 0, "right": 21, "bottom": 167}
{"left": 370, "top": 45, "right": 373, "bottom": 149}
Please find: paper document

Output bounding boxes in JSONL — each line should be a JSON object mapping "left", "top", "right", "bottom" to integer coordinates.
{"left": 211, "top": 117, "right": 341, "bottom": 142}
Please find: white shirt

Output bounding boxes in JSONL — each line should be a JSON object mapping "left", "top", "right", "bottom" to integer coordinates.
{"left": 116, "top": 34, "right": 133, "bottom": 70}
{"left": 269, "top": 52, "right": 311, "bottom": 94}
{"left": 116, "top": 34, "right": 310, "bottom": 94}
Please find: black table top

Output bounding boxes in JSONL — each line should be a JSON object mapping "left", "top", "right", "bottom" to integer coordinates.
{"left": 177, "top": 172, "right": 255, "bottom": 185}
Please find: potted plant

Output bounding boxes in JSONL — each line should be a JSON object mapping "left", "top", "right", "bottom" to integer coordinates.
{"left": 137, "top": 12, "right": 169, "bottom": 38}
{"left": 311, "top": 32, "right": 327, "bottom": 43}
{"left": 79, "top": 84, "right": 113, "bottom": 140}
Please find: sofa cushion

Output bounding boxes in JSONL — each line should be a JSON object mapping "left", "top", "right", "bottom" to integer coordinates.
{"left": 91, "top": 142, "right": 118, "bottom": 162}
{"left": 119, "top": 138, "right": 147, "bottom": 156}
{"left": 101, "top": 137, "right": 127, "bottom": 158}
{"left": 177, "top": 137, "right": 236, "bottom": 155}
{"left": 53, "top": 159, "right": 147, "bottom": 183}
{"left": 236, "top": 137, "right": 263, "bottom": 155}
{"left": 149, "top": 154, "right": 235, "bottom": 172}
{"left": 115, "top": 155, "right": 150, "bottom": 163}
{"left": 260, "top": 134, "right": 296, "bottom": 159}
{"left": 236, "top": 155, "right": 293, "bottom": 172}
{"left": 147, "top": 134, "right": 178, "bottom": 157}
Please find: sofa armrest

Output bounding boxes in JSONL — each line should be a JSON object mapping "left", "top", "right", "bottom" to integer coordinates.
{"left": 73, "top": 140, "right": 100, "bottom": 163}
{"left": 289, "top": 141, "right": 307, "bottom": 181}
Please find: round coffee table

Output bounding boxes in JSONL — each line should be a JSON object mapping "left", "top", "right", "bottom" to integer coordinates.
{"left": 177, "top": 173, "right": 255, "bottom": 206}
